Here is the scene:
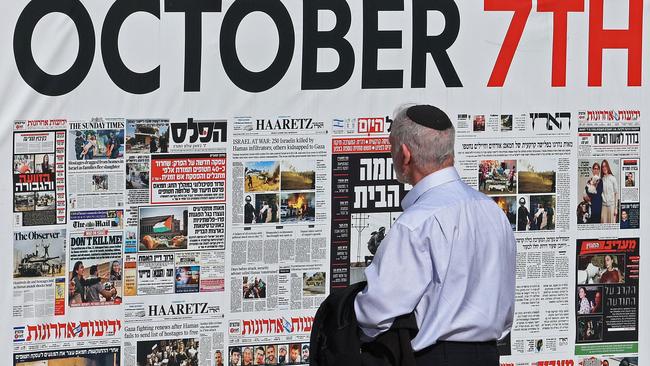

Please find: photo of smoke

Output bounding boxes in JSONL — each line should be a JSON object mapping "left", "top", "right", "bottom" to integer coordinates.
{"left": 136, "top": 338, "right": 198, "bottom": 366}
{"left": 244, "top": 161, "right": 280, "bottom": 192}
{"left": 280, "top": 192, "right": 315, "bottom": 223}
{"left": 518, "top": 158, "right": 556, "bottom": 193}
{"left": 349, "top": 212, "right": 400, "bottom": 284}
{"left": 281, "top": 160, "right": 315, "bottom": 190}
{"left": 302, "top": 272, "right": 326, "bottom": 296}
{"left": 126, "top": 119, "right": 170, "bottom": 154}
{"left": 492, "top": 196, "right": 516, "bottom": 231}
{"left": 13, "top": 229, "right": 65, "bottom": 278}
{"left": 139, "top": 206, "right": 188, "bottom": 251}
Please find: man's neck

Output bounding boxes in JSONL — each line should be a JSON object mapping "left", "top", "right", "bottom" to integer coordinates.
{"left": 409, "top": 162, "right": 453, "bottom": 186}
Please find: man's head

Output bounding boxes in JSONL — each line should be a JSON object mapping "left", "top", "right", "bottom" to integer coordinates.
{"left": 389, "top": 104, "right": 455, "bottom": 185}
{"left": 215, "top": 350, "right": 223, "bottom": 365}
{"left": 242, "top": 347, "right": 253, "bottom": 364}
{"left": 265, "top": 345, "right": 276, "bottom": 363}
{"left": 230, "top": 347, "right": 241, "bottom": 365}
{"left": 301, "top": 345, "right": 309, "bottom": 362}
{"left": 89, "top": 265, "right": 98, "bottom": 276}
{"left": 255, "top": 347, "right": 265, "bottom": 365}
{"left": 289, "top": 344, "right": 300, "bottom": 362}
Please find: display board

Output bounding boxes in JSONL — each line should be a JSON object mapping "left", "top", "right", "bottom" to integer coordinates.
{"left": 1, "top": 1, "right": 648, "bottom": 365}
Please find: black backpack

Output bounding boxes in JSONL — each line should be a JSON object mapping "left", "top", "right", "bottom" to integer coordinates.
{"left": 310, "top": 281, "right": 418, "bottom": 366}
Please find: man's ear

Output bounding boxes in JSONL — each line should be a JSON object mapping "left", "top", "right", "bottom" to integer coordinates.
{"left": 400, "top": 143, "right": 411, "bottom": 166}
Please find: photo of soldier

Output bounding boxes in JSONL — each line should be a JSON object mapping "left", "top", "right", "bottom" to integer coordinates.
{"left": 243, "top": 195, "right": 256, "bottom": 224}
{"left": 244, "top": 161, "right": 280, "bottom": 192}
{"left": 348, "top": 212, "right": 399, "bottom": 283}
{"left": 13, "top": 229, "right": 65, "bottom": 278}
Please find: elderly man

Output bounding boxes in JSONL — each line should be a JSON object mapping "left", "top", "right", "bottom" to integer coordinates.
{"left": 354, "top": 104, "right": 516, "bottom": 366}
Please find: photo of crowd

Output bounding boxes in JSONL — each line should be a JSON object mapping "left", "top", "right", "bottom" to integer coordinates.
{"left": 577, "top": 159, "right": 620, "bottom": 224}
{"left": 229, "top": 343, "right": 309, "bottom": 365}
{"left": 136, "top": 338, "right": 198, "bottom": 366}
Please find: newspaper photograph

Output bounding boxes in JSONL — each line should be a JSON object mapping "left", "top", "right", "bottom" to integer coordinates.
{"left": 576, "top": 109, "right": 641, "bottom": 230}
{"left": 13, "top": 229, "right": 66, "bottom": 319}
{"left": 230, "top": 115, "right": 330, "bottom": 313}
{"left": 228, "top": 311, "right": 315, "bottom": 365}
{"left": 13, "top": 121, "right": 66, "bottom": 227}
{"left": 67, "top": 118, "right": 125, "bottom": 210}
{"left": 575, "top": 238, "right": 639, "bottom": 356}
{"left": 124, "top": 297, "right": 226, "bottom": 366}
{"left": 14, "top": 345, "right": 121, "bottom": 366}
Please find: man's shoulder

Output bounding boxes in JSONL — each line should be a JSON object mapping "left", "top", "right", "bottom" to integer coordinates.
{"left": 399, "top": 181, "right": 493, "bottom": 230}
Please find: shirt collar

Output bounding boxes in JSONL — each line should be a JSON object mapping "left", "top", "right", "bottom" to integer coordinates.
{"left": 401, "top": 166, "right": 460, "bottom": 209}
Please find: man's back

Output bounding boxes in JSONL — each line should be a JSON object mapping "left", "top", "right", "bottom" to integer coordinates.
{"left": 355, "top": 167, "right": 516, "bottom": 351}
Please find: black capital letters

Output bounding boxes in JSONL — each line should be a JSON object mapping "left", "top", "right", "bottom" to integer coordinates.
{"left": 14, "top": 0, "right": 95, "bottom": 96}
{"left": 220, "top": 0, "right": 295, "bottom": 92}
{"left": 411, "top": 0, "right": 462, "bottom": 87}
{"left": 165, "top": 0, "right": 222, "bottom": 92}
{"left": 301, "top": 0, "right": 354, "bottom": 89}
{"left": 362, "top": 0, "right": 404, "bottom": 89}
{"left": 102, "top": 0, "right": 160, "bottom": 94}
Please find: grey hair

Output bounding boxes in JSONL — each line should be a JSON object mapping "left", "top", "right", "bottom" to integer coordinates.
{"left": 390, "top": 104, "right": 455, "bottom": 171}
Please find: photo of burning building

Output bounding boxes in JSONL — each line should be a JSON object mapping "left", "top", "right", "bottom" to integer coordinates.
{"left": 280, "top": 192, "right": 315, "bottom": 223}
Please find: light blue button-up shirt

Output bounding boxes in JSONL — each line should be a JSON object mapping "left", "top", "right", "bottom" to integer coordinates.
{"left": 354, "top": 166, "right": 516, "bottom": 351}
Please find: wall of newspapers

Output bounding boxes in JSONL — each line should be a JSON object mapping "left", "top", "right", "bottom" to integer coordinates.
{"left": 2, "top": 1, "right": 648, "bottom": 366}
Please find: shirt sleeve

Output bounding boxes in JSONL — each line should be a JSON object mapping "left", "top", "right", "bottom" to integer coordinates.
{"left": 354, "top": 221, "right": 434, "bottom": 339}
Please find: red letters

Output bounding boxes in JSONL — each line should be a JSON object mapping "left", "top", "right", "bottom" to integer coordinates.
{"left": 484, "top": 0, "right": 532, "bottom": 87}
{"left": 588, "top": 0, "right": 643, "bottom": 86}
